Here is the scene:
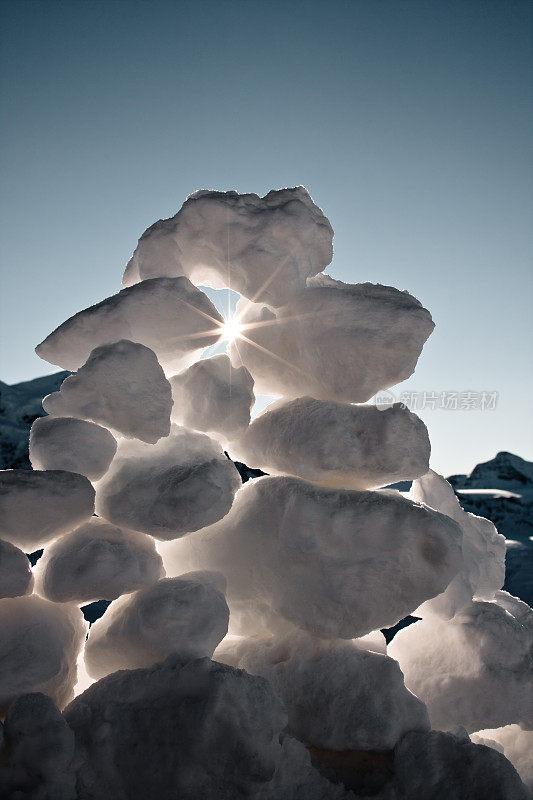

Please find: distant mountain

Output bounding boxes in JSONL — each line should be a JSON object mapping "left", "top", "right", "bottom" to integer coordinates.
{"left": 448, "top": 451, "right": 533, "bottom": 497}
{"left": 0, "top": 371, "right": 69, "bottom": 469}
{"left": 1, "top": 372, "right": 532, "bottom": 605}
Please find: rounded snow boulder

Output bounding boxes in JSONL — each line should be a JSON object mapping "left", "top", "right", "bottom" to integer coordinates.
{"left": 0, "top": 469, "right": 95, "bottom": 551}
{"left": 84, "top": 572, "right": 230, "bottom": 679}
{"left": 95, "top": 426, "right": 241, "bottom": 539}
{"left": 30, "top": 415, "right": 117, "bottom": 481}
{"left": 232, "top": 396, "right": 430, "bottom": 489}
{"left": 0, "top": 595, "right": 87, "bottom": 713}
{"left": 34, "top": 517, "right": 164, "bottom": 604}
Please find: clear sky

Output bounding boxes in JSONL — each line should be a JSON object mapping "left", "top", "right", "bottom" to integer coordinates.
{"left": 1, "top": 0, "right": 532, "bottom": 475}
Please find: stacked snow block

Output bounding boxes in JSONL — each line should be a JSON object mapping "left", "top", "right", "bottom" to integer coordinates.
{"left": 0, "top": 187, "right": 530, "bottom": 799}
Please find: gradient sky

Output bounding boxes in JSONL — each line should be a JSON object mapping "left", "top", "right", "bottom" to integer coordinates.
{"left": 1, "top": 0, "right": 532, "bottom": 475}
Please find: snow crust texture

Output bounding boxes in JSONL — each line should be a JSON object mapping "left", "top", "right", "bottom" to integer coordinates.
{"left": 42, "top": 339, "right": 173, "bottom": 443}
{"left": 29, "top": 415, "right": 117, "bottom": 480}
{"left": 0, "top": 469, "right": 95, "bottom": 551}
{"left": 229, "top": 277, "right": 434, "bottom": 403}
{"left": 160, "top": 476, "right": 463, "bottom": 638}
{"left": 84, "top": 572, "right": 229, "bottom": 679}
{"left": 34, "top": 517, "right": 164, "bottom": 604}
{"left": 95, "top": 425, "right": 241, "bottom": 539}
{"left": 123, "top": 187, "right": 334, "bottom": 307}
{"left": 232, "top": 396, "right": 430, "bottom": 489}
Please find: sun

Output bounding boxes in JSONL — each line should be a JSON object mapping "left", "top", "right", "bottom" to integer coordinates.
{"left": 219, "top": 315, "right": 243, "bottom": 343}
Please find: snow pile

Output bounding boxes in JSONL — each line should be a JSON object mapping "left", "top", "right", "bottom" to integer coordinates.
{"left": 0, "top": 186, "right": 528, "bottom": 798}
{"left": 388, "top": 597, "right": 532, "bottom": 732}
{"left": 233, "top": 396, "right": 430, "bottom": 489}
{"left": 65, "top": 656, "right": 286, "bottom": 800}
{"left": 216, "top": 631, "right": 430, "bottom": 751}
{"left": 471, "top": 725, "right": 533, "bottom": 791}
{"left": 30, "top": 415, "right": 117, "bottom": 480}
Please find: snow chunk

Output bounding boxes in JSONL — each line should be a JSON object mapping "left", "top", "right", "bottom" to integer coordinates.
{"left": 388, "top": 600, "right": 533, "bottom": 732}
{"left": 0, "top": 469, "right": 95, "bottom": 551}
{"left": 0, "top": 539, "right": 33, "bottom": 597}
{"left": 410, "top": 470, "right": 506, "bottom": 619}
{"left": 160, "top": 476, "right": 463, "bottom": 638}
{"left": 42, "top": 340, "right": 172, "bottom": 444}
{"left": 394, "top": 729, "right": 529, "bottom": 800}
{"left": 472, "top": 726, "right": 533, "bottom": 792}
{"left": 170, "top": 354, "right": 254, "bottom": 441}
{"left": 84, "top": 572, "right": 229, "bottom": 679}
{"left": 95, "top": 426, "right": 241, "bottom": 539}
{"left": 35, "top": 276, "right": 224, "bottom": 373}
{"left": 30, "top": 415, "right": 117, "bottom": 480}
{"left": 217, "top": 631, "right": 430, "bottom": 751}
{"left": 34, "top": 517, "right": 164, "bottom": 604}
{"left": 229, "top": 279, "right": 434, "bottom": 403}
{"left": 65, "top": 656, "right": 286, "bottom": 799}
{"left": 123, "top": 187, "right": 334, "bottom": 308}
{"left": 232, "top": 397, "right": 430, "bottom": 489}
{"left": 0, "top": 595, "right": 87, "bottom": 713}
{"left": 1, "top": 693, "right": 77, "bottom": 799}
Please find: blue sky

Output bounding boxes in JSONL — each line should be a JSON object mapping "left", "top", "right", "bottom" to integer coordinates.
{"left": 1, "top": 0, "right": 531, "bottom": 475}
